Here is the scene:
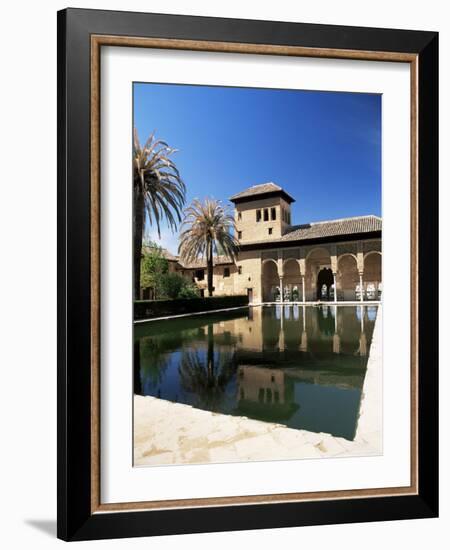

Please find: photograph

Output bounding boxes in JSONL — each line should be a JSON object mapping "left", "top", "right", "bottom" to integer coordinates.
{"left": 132, "top": 82, "right": 383, "bottom": 467}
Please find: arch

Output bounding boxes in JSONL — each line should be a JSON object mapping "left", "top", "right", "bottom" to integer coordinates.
{"left": 317, "top": 267, "right": 334, "bottom": 300}
{"left": 282, "top": 258, "right": 302, "bottom": 302}
{"left": 337, "top": 254, "right": 359, "bottom": 301}
{"left": 363, "top": 252, "right": 382, "bottom": 300}
{"left": 337, "top": 253, "right": 358, "bottom": 267}
{"left": 305, "top": 246, "right": 332, "bottom": 262}
{"left": 261, "top": 258, "right": 279, "bottom": 268}
{"left": 363, "top": 250, "right": 382, "bottom": 266}
{"left": 305, "top": 247, "right": 332, "bottom": 301}
{"left": 262, "top": 260, "right": 280, "bottom": 302}
{"left": 282, "top": 257, "right": 300, "bottom": 270}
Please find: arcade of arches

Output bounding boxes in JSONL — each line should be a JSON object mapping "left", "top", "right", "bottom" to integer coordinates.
{"left": 261, "top": 242, "right": 381, "bottom": 302}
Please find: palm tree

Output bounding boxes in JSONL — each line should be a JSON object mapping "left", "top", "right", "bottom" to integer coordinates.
{"left": 133, "top": 128, "right": 186, "bottom": 299}
{"left": 178, "top": 198, "right": 239, "bottom": 296}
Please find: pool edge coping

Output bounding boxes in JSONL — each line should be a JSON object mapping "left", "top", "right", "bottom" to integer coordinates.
{"left": 134, "top": 301, "right": 381, "bottom": 324}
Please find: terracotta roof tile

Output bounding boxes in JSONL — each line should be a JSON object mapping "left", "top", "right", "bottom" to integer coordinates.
{"left": 142, "top": 246, "right": 179, "bottom": 262}
{"left": 143, "top": 216, "right": 381, "bottom": 263}
{"left": 242, "top": 215, "right": 381, "bottom": 245}
{"left": 229, "top": 182, "right": 295, "bottom": 203}
{"left": 143, "top": 245, "right": 234, "bottom": 269}
{"left": 283, "top": 215, "right": 381, "bottom": 241}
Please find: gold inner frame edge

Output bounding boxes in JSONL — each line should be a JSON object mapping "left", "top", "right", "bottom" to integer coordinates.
{"left": 89, "top": 34, "right": 419, "bottom": 514}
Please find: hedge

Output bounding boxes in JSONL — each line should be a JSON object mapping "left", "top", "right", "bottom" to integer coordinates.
{"left": 134, "top": 295, "right": 249, "bottom": 320}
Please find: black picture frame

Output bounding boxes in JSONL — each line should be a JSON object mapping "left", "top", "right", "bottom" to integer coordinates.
{"left": 57, "top": 8, "right": 438, "bottom": 541}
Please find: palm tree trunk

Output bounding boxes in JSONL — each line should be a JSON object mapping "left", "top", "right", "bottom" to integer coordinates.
{"left": 207, "top": 240, "right": 214, "bottom": 297}
{"left": 133, "top": 190, "right": 145, "bottom": 300}
{"left": 207, "top": 323, "right": 214, "bottom": 382}
{"left": 133, "top": 339, "right": 142, "bottom": 395}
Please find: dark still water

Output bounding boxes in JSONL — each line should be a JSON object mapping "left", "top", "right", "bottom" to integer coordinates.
{"left": 134, "top": 305, "right": 378, "bottom": 440}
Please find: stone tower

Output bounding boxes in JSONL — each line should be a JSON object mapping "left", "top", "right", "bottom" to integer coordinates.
{"left": 229, "top": 182, "right": 295, "bottom": 243}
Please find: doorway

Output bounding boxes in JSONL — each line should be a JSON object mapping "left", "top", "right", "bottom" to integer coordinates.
{"left": 317, "top": 268, "right": 334, "bottom": 300}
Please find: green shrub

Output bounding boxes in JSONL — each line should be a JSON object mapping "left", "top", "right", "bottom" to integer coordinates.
{"left": 140, "top": 244, "right": 169, "bottom": 300}
{"left": 160, "top": 272, "right": 199, "bottom": 300}
{"left": 134, "top": 295, "right": 248, "bottom": 320}
{"left": 177, "top": 282, "right": 199, "bottom": 299}
{"left": 160, "top": 272, "right": 185, "bottom": 299}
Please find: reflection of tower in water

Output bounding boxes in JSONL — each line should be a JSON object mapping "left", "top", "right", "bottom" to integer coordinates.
{"left": 235, "top": 364, "right": 299, "bottom": 424}
{"left": 237, "top": 365, "right": 286, "bottom": 405}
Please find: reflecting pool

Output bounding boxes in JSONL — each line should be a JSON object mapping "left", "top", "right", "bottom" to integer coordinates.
{"left": 134, "top": 305, "right": 378, "bottom": 440}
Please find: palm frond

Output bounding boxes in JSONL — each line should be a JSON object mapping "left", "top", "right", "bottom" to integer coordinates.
{"left": 178, "top": 198, "right": 239, "bottom": 266}
{"left": 133, "top": 127, "right": 186, "bottom": 237}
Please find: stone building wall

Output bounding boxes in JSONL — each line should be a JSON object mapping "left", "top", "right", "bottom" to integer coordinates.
{"left": 234, "top": 197, "right": 291, "bottom": 243}
{"left": 233, "top": 249, "right": 263, "bottom": 302}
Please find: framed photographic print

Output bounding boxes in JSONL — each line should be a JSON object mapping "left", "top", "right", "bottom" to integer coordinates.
{"left": 57, "top": 8, "right": 439, "bottom": 541}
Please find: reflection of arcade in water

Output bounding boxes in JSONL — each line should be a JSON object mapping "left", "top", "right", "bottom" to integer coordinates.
{"left": 232, "top": 305, "right": 377, "bottom": 438}
{"left": 249, "top": 304, "right": 377, "bottom": 358}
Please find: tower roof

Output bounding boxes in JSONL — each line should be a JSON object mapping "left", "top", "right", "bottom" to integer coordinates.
{"left": 229, "top": 182, "right": 295, "bottom": 204}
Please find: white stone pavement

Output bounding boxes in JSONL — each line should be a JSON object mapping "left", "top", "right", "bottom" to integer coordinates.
{"left": 355, "top": 306, "right": 383, "bottom": 450}
{"left": 134, "top": 307, "right": 382, "bottom": 467}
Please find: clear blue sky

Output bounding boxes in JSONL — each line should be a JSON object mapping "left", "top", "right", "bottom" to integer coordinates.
{"left": 134, "top": 82, "right": 381, "bottom": 254}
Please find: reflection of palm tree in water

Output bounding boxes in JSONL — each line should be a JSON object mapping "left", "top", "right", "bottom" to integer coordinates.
{"left": 134, "top": 340, "right": 142, "bottom": 395}
{"left": 179, "top": 324, "right": 236, "bottom": 411}
{"left": 136, "top": 336, "right": 170, "bottom": 393}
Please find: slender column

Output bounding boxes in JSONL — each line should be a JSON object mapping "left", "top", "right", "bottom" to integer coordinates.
{"left": 302, "top": 275, "right": 305, "bottom": 303}
{"left": 280, "top": 276, "right": 284, "bottom": 303}
{"left": 356, "top": 243, "right": 364, "bottom": 303}
{"left": 259, "top": 255, "right": 264, "bottom": 304}
{"left": 333, "top": 272, "right": 337, "bottom": 303}
{"left": 331, "top": 250, "right": 338, "bottom": 303}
